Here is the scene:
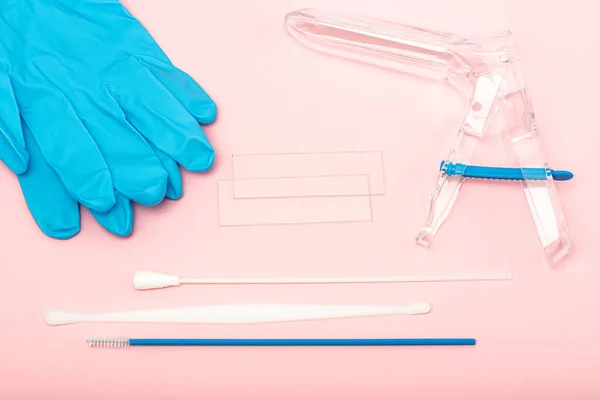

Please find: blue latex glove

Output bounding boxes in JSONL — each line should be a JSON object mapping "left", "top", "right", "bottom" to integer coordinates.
{"left": 18, "top": 120, "right": 187, "bottom": 238}
{"left": 0, "top": 0, "right": 216, "bottom": 238}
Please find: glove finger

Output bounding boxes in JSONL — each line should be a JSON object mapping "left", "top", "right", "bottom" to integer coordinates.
{"left": 90, "top": 192, "right": 134, "bottom": 237}
{"left": 0, "top": 62, "right": 28, "bottom": 174}
{"left": 78, "top": 96, "right": 168, "bottom": 206}
{"left": 146, "top": 140, "right": 182, "bottom": 200}
{"left": 17, "top": 120, "right": 80, "bottom": 240}
{"left": 21, "top": 114, "right": 133, "bottom": 239}
{"left": 138, "top": 55, "right": 217, "bottom": 124}
{"left": 17, "top": 84, "right": 115, "bottom": 213}
{"left": 108, "top": 58, "right": 215, "bottom": 172}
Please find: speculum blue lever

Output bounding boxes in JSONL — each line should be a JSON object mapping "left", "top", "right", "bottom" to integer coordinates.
{"left": 440, "top": 161, "right": 573, "bottom": 181}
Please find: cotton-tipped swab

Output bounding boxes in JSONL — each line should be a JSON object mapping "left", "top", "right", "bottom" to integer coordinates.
{"left": 133, "top": 270, "right": 512, "bottom": 291}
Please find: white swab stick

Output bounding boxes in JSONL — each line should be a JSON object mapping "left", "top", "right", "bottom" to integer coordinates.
{"left": 133, "top": 270, "right": 512, "bottom": 290}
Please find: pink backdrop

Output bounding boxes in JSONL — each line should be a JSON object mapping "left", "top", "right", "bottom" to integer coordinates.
{"left": 2, "top": 0, "right": 599, "bottom": 398}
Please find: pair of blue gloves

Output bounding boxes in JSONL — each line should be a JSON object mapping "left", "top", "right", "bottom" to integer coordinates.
{"left": 0, "top": 0, "right": 216, "bottom": 239}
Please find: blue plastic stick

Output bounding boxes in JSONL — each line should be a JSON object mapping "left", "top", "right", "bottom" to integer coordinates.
{"left": 440, "top": 161, "right": 573, "bottom": 181}
{"left": 128, "top": 338, "right": 476, "bottom": 346}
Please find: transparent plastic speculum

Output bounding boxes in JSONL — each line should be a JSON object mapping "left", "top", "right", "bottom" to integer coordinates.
{"left": 284, "top": 8, "right": 571, "bottom": 266}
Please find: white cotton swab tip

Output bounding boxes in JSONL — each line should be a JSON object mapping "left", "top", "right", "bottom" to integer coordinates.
{"left": 133, "top": 271, "right": 182, "bottom": 290}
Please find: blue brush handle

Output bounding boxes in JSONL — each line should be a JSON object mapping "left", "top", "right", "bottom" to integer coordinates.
{"left": 440, "top": 161, "right": 573, "bottom": 181}
{"left": 129, "top": 338, "right": 476, "bottom": 346}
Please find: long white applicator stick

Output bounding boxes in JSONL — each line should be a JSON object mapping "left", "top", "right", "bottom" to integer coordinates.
{"left": 45, "top": 303, "right": 431, "bottom": 326}
{"left": 133, "top": 270, "right": 512, "bottom": 291}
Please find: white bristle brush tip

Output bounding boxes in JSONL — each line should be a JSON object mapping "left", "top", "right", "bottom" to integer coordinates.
{"left": 87, "top": 338, "right": 129, "bottom": 349}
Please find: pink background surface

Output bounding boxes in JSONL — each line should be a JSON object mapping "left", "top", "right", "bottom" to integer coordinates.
{"left": 1, "top": 0, "right": 599, "bottom": 398}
